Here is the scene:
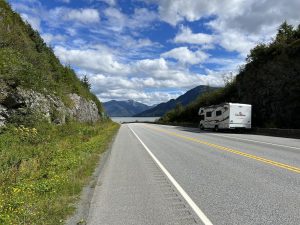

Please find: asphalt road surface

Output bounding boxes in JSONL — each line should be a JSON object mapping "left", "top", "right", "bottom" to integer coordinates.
{"left": 87, "top": 123, "right": 300, "bottom": 225}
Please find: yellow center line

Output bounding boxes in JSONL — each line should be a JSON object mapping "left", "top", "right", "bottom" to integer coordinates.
{"left": 144, "top": 125, "right": 300, "bottom": 174}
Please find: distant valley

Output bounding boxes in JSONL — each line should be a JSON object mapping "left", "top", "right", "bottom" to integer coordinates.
{"left": 104, "top": 85, "right": 217, "bottom": 117}
{"left": 103, "top": 100, "right": 155, "bottom": 117}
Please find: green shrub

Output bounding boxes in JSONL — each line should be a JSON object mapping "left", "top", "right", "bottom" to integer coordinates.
{"left": 0, "top": 121, "right": 120, "bottom": 225}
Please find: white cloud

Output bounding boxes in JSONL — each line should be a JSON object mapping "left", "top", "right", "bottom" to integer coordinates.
{"left": 90, "top": 74, "right": 137, "bottom": 92}
{"left": 143, "top": 0, "right": 223, "bottom": 26}
{"left": 56, "top": 0, "right": 70, "bottom": 3}
{"left": 54, "top": 45, "right": 130, "bottom": 75}
{"left": 127, "top": 8, "right": 158, "bottom": 30}
{"left": 103, "top": 7, "right": 157, "bottom": 32}
{"left": 90, "top": 70, "right": 223, "bottom": 105}
{"left": 103, "top": 7, "right": 126, "bottom": 32}
{"left": 97, "top": 0, "right": 116, "bottom": 6}
{"left": 174, "top": 26, "right": 215, "bottom": 45}
{"left": 134, "top": 58, "right": 168, "bottom": 75}
{"left": 67, "top": 8, "right": 100, "bottom": 23}
{"left": 49, "top": 7, "right": 100, "bottom": 24}
{"left": 144, "top": 0, "right": 300, "bottom": 56}
{"left": 98, "top": 89, "right": 181, "bottom": 105}
{"left": 42, "top": 33, "right": 67, "bottom": 44}
{"left": 66, "top": 27, "right": 77, "bottom": 36}
{"left": 206, "top": 57, "right": 245, "bottom": 72}
{"left": 53, "top": 42, "right": 224, "bottom": 104}
{"left": 89, "top": 73, "right": 184, "bottom": 104}
{"left": 217, "top": 30, "right": 260, "bottom": 57}
{"left": 161, "top": 47, "right": 209, "bottom": 65}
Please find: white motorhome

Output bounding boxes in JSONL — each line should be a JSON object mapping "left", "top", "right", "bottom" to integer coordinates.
{"left": 198, "top": 103, "right": 252, "bottom": 131}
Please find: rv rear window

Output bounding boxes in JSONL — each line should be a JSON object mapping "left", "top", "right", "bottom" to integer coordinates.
{"left": 216, "top": 110, "right": 222, "bottom": 116}
{"left": 206, "top": 112, "right": 212, "bottom": 117}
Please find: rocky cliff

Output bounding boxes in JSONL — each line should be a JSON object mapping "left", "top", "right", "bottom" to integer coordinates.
{"left": 0, "top": 80, "right": 101, "bottom": 127}
{"left": 0, "top": 1, "right": 104, "bottom": 128}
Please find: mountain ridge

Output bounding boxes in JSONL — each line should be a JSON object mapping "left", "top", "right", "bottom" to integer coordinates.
{"left": 103, "top": 100, "right": 153, "bottom": 117}
{"left": 135, "top": 85, "right": 218, "bottom": 117}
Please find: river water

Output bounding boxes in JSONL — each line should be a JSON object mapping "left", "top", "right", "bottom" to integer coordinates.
{"left": 111, "top": 117, "right": 160, "bottom": 123}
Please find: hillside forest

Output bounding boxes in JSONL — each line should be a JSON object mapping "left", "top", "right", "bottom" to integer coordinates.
{"left": 160, "top": 22, "right": 300, "bottom": 129}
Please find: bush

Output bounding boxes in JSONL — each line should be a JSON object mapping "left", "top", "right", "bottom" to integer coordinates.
{"left": 0, "top": 121, "right": 119, "bottom": 225}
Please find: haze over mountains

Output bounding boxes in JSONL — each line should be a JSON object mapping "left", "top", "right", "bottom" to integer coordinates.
{"left": 104, "top": 85, "right": 217, "bottom": 117}
{"left": 103, "top": 100, "right": 154, "bottom": 117}
{"left": 136, "top": 85, "right": 217, "bottom": 117}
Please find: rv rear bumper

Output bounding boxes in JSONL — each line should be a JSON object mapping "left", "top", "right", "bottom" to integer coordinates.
{"left": 229, "top": 123, "right": 251, "bottom": 129}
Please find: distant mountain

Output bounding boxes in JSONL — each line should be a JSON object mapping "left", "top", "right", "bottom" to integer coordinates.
{"left": 103, "top": 100, "right": 152, "bottom": 117}
{"left": 135, "top": 85, "right": 218, "bottom": 117}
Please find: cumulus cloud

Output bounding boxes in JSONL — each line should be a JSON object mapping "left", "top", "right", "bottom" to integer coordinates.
{"left": 97, "top": 0, "right": 116, "bottom": 6}
{"left": 161, "top": 47, "right": 209, "bottom": 65}
{"left": 145, "top": 0, "right": 300, "bottom": 29}
{"left": 66, "top": 49, "right": 224, "bottom": 104}
{"left": 174, "top": 26, "right": 215, "bottom": 45}
{"left": 134, "top": 58, "right": 168, "bottom": 76}
{"left": 42, "top": 33, "right": 67, "bottom": 44}
{"left": 90, "top": 70, "right": 223, "bottom": 104}
{"left": 103, "top": 7, "right": 157, "bottom": 33}
{"left": 103, "top": 7, "right": 126, "bottom": 32}
{"left": 52, "top": 33, "right": 224, "bottom": 105}
{"left": 49, "top": 7, "right": 100, "bottom": 24}
{"left": 56, "top": 0, "right": 70, "bottom": 3}
{"left": 143, "top": 0, "right": 223, "bottom": 25}
{"left": 144, "top": 0, "right": 300, "bottom": 56}
{"left": 54, "top": 45, "right": 130, "bottom": 75}
{"left": 127, "top": 8, "right": 158, "bottom": 30}
{"left": 89, "top": 73, "right": 184, "bottom": 105}
{"left": 98, "top": 89, "right": 181, "bottom": 105}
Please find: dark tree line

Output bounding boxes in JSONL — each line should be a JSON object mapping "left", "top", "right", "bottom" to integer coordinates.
{"left": 161, "top": 22, "right": 300, "bottom": 129}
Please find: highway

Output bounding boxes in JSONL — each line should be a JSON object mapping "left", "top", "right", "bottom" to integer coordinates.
{"left": 87, "top": 123, "right": 300, "bottom": 225}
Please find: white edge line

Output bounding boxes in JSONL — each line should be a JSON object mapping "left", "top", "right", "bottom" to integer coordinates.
{"left": 207, "top": 133, "right": 300, "bottom": 150}
{"left": 128, "top": 125, "right": 214, "bottom": 225}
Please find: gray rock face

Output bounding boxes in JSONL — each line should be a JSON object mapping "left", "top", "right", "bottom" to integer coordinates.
{"left": 0, "top": 80, "right": 101, "bottom": 127}
{"left": 68, "top": 93, "right": 100, "bottom": 123}
{"left": 0, "top": 104, "right": 7, "bottom": 127}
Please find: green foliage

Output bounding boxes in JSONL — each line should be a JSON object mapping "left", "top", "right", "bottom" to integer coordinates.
{"left": 6, "top": 108, "right": 47, "bottom": 127}
{"left": 237, "top": 22, "right": 300, "bottom": 128}
{"left": 0, "top": 0, "right": 103, "bottom": 113}
{"left": 0, "top": 121, "right": 120, "bottom": 225}
{"left": 160, "top": 82, "right": 238, "bottom": 123}
{"left": 161, "top": 22, "right": 300, "bottom": 128}
{"left": 275, "top": 21, "right": 295, "bottom": 45}
{"left": 81, "top": 75, "right": 91, "bottom": 90}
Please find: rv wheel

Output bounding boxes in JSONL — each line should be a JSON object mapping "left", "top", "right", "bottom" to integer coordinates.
{"left": 214, "top": 125, "right": 219, "bottom": 132}
{"left": 200, "top": 124, "right": 204, "bottom": 130}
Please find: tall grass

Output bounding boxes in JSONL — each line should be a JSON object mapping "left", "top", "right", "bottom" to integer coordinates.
{"left": 0, "top": 121, "right": 119, "bottom": 225}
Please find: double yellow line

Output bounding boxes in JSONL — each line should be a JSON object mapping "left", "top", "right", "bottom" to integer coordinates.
{"left": 145, "top": 125, "right": 300, "bottom": 174}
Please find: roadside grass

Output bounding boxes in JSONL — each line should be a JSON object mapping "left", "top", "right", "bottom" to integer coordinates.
{"left": 0, "top": 121, "right": 120, "bottom": 225}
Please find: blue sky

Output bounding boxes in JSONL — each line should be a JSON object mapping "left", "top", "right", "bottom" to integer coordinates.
{"left": 9, "top": 0, "right": 300, "bottom": 105}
